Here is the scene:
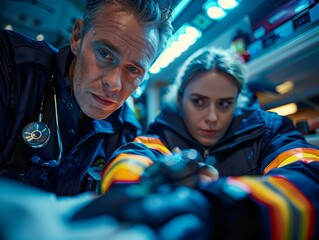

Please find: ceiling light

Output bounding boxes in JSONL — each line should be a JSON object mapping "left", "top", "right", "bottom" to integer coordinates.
{"left": 203, "top": 1, "right": 226, "bottom": 20}
{"left": 149, "top": 24, "right": 202, "bottom": 74}
{"left": 207, "top": 6, "right": 226, "bottom": 19}
{"left": 268, "top": 103, "right": 298, "bottom": 116}
{"left": 275, "top": 81, "right": 294, "bottom": 94}
{"left": 217, "top": 0, "right": 239, "bottom": 9}
{"left": 171, "top": 0, "right": 192, "bottom": 22}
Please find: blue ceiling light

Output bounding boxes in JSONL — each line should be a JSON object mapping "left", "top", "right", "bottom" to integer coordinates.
{"left": 203, "top": 0, "right": 242, "bottom": 20}
{"left": 207, "top": 6, "right": 226, "bottom": 20}
{"left": 203, "top": 1, "right": 226, "bottom": 20}
{"left": 149, "top": 0, "right": 243, "bottom": 75}
{"left": 171, "top": 0, "right": 192, "bottom": 22}
{"left": 217, "top": 0, "right": 239, "bottom": 10}
{"left": 149, "top": 24, "right": 202, "bottom": 74}
{"left": 294, "top": 0, "right": 311, "bottom": 14}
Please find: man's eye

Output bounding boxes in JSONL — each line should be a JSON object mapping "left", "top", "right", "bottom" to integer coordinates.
{"left": 127, "top": 65, "right": 140, "bottom": 75}
{"left": 98, "top": 48, "right": 111, "bottom": 60}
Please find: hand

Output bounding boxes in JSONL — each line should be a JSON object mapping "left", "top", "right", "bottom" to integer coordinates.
{"left": 142, "top": 149, "right": 219, "bottom": 190}
{"left": 0, "top": 177, "right": 157, "bottom": 240}
{"left": 73, "top": 185, "right": 212, "bottom": 240}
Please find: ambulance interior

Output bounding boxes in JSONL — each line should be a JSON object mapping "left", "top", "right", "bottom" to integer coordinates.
{"left": 1, "top": 0, "right": 319, "bottom": 145}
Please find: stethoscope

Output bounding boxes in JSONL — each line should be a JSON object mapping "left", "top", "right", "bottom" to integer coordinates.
{"left": 21, "top": 75, "right": 63, "bottom": 167}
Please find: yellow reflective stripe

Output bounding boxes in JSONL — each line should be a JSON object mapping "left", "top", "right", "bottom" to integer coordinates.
{"left": 268, "top": 176, "right": 314, "bottom": 240}
{"left": 101, "top": 153, "right": 153, "bottom": 193}
{"left": 134, "top": 136, "right": 171, "bottom": 155}
{"left": 236, "top": 176, "right": 290, "bottom": 240}
{"left": 264, "top": 148, "right": 319, "bottom": 174}
{"left": 278, "top": 153, "right": 319, "bottom": 168}
{"left": 101, "top": 161, "right": 143, "bottom": 193}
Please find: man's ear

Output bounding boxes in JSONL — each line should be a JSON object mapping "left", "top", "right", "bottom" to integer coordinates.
{"left": 70, "top": 19, "right": 84, "bottom": 56}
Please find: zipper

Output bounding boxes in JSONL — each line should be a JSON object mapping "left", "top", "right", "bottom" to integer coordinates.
{"left": 70, "top": 130, "right": 106, "bottom": 155}
{"left": 50, "top": 130, "right": 107, "bottom": 191}
{"left": 203, "top": 149, "right": 209, "bottom": 159}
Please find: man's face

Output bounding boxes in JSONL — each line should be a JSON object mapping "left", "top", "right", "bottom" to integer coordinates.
{"left": 70, "top": 4, "right": 159, "bottom": 119}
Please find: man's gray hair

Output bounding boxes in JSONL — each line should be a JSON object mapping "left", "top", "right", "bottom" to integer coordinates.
{"left": 82, "top": 0, "right": 173, "bottom": 58}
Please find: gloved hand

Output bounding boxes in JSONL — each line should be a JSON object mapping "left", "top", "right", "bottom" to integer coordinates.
{"left": 73, "top": 159, "right": 262, "bottom": 240}
{"left": 73, "top": 149, "right": 219, "bottom": 240}
{"left": 72, "top": 185, "right": 212, "bottom": 240}
{"left": 141, "top": 148, "right": 219, "bottom": 191}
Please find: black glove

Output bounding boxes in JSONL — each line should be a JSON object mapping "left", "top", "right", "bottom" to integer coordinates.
{"left": 72, "top": 184, "right": 212, "bottom": 240}
{"left": 141, "top": 148, "right": 218, "bottom": 191}
{"left": 72, "top": 149, "right": 215, "bottom": 239}
{"left": 72, "top": 150, "right": 261, "bottom": 239}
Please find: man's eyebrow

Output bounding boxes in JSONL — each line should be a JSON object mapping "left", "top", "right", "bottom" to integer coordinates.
{"left": 97, "top": 39, "right": 146, "bottom": 72}
{"left": 97, "top": 39, "right": 120, "bottom": 56}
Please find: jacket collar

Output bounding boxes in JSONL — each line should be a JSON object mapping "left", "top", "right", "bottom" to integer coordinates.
{"left": 153, "top": 104, "right": 266, "bottom": 147}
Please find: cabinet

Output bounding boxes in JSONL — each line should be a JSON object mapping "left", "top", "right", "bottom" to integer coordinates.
{"left": 246, "top": 20, "right": 319, "bottom": 109}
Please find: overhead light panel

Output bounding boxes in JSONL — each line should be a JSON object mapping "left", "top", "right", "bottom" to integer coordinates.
{"left": 149, "top": 24, "right": 202, "bottom": 74}
{"left": 205, "top": 4, "right": 226, "bottom": 20}
{"left": 217, "top": 0, "right": 239, "bottom": 9}
{"left": 268, "top": 103, "right": 298, "bottom": 116}
{"left": 275, "top": 81, "right": 294, "bottom": 94}
{"left": 203, "top": 0, "right": 242, "bottom": 20}
{"left": 171, "top": 0, "right": 192, "bottom": 22}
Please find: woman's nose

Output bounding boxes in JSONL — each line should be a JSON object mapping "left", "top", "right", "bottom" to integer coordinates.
{"left": 206, "top": 105, "right": 218, "bottom": 122}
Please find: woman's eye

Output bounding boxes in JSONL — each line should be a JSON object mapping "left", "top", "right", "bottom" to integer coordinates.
{"left": 219, "top": 100, "right": 233, "bottom": 109}
{"left": 191, "top": 98, "right": 205, "bottom": 107}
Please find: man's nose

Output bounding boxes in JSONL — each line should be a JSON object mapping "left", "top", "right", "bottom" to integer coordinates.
{"left": 103, "top": 67, "right": 122, "bottom": 91}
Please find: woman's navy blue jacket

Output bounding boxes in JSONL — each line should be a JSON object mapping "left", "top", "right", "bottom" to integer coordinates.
{"left": 101, "top": 102, "right": 319, "bottom": 238}
{"left": 0, "top": 30, "right": 141, "bottom": 196}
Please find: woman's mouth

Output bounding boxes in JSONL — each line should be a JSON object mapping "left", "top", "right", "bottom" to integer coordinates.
{"left": 200, "top": 129, "right": 218, "bottom": 136}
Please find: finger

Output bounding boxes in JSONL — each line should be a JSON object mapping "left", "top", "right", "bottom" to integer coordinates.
{"left": 123, "top": 187, "right": 210, "bottom": 227}
{"left": 158, "top": 214, "right": 208, "bottom": 240}
{"left": 199, "top": 164, "right": 219, "bottom": 183}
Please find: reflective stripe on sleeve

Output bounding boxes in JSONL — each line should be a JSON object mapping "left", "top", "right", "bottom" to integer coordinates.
{"left": 264, "top": 148, "right": 319, "bottom": 174}
{"left": 100, "top": 153, "right": 153, "bottom": 193}
{"left": 231, "top": 176, "right": 315, "bottom": 240}
{"left": 134, "top": 136, "right": 172, "bottom": 155}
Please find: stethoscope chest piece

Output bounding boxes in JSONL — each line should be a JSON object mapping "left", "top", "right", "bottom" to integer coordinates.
{"left": 22, "top": 121, "right": 51, "bottom": 148}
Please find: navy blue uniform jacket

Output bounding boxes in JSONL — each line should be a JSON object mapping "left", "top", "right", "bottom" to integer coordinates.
{"left": 0, "top": 30, "right": 141, "bottom": 196}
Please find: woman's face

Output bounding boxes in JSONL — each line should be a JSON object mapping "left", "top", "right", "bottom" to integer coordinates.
{"left": 179, "top": 70, "right": 239, "bottom": 147}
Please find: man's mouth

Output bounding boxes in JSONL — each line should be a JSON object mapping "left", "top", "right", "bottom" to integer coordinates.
{"left": 92, "top": 93, "right": 116, "bottom": 106}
